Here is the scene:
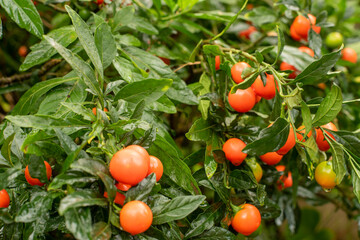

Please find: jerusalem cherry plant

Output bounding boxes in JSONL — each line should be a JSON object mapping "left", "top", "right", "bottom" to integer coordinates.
{"left": 1, "top": 0, "right": 360, "bottom": 239}
{"left": 0, "top": 3, "right": 206, "bottom": 240}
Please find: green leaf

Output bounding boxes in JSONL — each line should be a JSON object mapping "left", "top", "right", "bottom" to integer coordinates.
{"left": 54, "top": 129, "right": 88, "bottom": 158}
{"left": 113, "top": 6, "right": 135, "bottom": 30}
{"left": 275, "top": 0, "right": 300, "bottom": 10}
{"left": 115, "top": 34, "right": 141, "bottom": 47}
{"left": 195, "top": 227, "right": 235, "bottom": 240}
{"left": 149, "top": 95, "right": 177, "bottom": 114}
{"left": 247, "top": 6, "right": 277, "bottom": 27}
{"left": 48, "top": 171, "right": 97, "bottom": 190}
{"left": 203, "top": 45, "right": 222, "bottom": 56}
{"left": 187, "top": 11, "right": 235, "bottom": 22}
{"left": 0, "top": 0, "right": 43, "bottom": 38}
{"left": 351, "top": 168, "right": 360, "bottom": 203}
{"left": 53, "top": 80, "right": 88, "bottom": 118}
{"left": 255, "top": 50, "right": 264, "bottom": 64}
{"left": 291, "top": 48, "right": 342, "bottom": 85}
{"left": 243, "top": 118, "right": 290, "bottom": 155}
{"left": 274, "top": 25, "right": 285, "bottom": 64}
{"left": 229, "top": 170, "right": 258, "bottom": 190}
{"left": 185, "top": 118, "right": 213, "bottom": 142}
{"left": 128, "top": 16, "right": 159, "bottom": 35}
{"left": 66, "top": 6, "right": 103, "bottom": 78}
{"left": 60, "top": 102, "right": 95, "bottom": 121}
{"left": 280, "top": 46, "right": 314, "bottom": 71}
{"left": 301, "top": 101, "right": 312, "bottom": 136}
{"left": 44, "top": 36, "right": 102, "bottom": 98}
{"left": 231, "top": 71, "right": 259, "bottom": 91}
{"left": 125, "top": 174, "right": 157, "bottom": 203}
{"left": 121, "top": 46, "right": 198, "bottom": 105}
{"left": 113, "top": 56, "right": 145, "bottom": 83}
{"left": 95, "top": 23, "right": 116, "bottom": 69}
{"left": 64, "top": 208, "right": 92, "bottom": 240}
{"left": 312, "top": 85, "right": 342, "bottom": 127}
{"left": 15, "top": 192, "right": 53, "bottom": 223}
{"left": 198, "top": 73, "right": 211, "bottom": 119}
{"left": 20, "top": 26, "right": 77, "bottom": 71}
{"left": 114, "top": 78, "right": 173, "bottom": 104}
{"left": 330, "top": 130, "right": 360, "bottom": 157}
{"left": 149, "top": 135, "right": 200, "bottom": 195}
{"left": 308, "top": 29, "right": 322, "bottom": 57}
{"left": 152, "top": 195, "right": 206, "bottom": 225}
{"left": 91, "top": 222, "right": 111, "bottom": 240}
{"left": 0, "top": 168, "right": 23, "bottom": 189}
{"left": 0, "top": 17, "right": 2, "bottom": 39}
{"left": 0, "top": 209, "right": 13, "bottom": 224}
{"left": 28, "top": 155, "right": 49, "bottom": 183}
{"left": 328, "top": 141, "right": 346, "bottom": 184}
{"left": 70, "top": 158, "right": 108, "bottom": 176}
{"left": 59, "top": 191, "right": 108, "bottom": 215}
{"left": 185, "top": 203, "right": 223, "bottom": 238}
{"left": 178, "top": 0, "right": 199, "bottom": 11}
{"left": 204, "top": 143, "right": 217, "bottom": 179}
{"left": 11, "top": 73, "right": 78, "bottom": 115}
{"left": 6, "top": 115, "right": 88, "bottom": 129}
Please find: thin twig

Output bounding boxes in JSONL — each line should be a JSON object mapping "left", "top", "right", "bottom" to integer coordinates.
{"left": 174, "top": 61, "right": 201, "bottom": 72}
{"left": 0, "top": 59, "right": 62, "bottom": 85}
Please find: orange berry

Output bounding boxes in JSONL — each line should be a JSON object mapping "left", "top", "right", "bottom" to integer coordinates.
{"left": 276, "top": 165, "right": 293, "bottom": 190}
{"left": 231, "top": 62, "right": 251, "bottom": 84}
{"left": 260, "top": 152, "right": 283, "bottom": 165}
{"left": 147, "top": 156, "right": 163, "bottom": 182}
{"left": 120, "top": 201, "right": 153, "bottom": 235}
{"left": 0, "top": 189, "right": 10, "bottom": 208}
{"left": 25, "top": 161, "right": 52, "bottom": 186}
{"left": 215, "top": 55, "right": 221, "bottom": 70}
{"left": 222, "top": 138, "right": 247, "bottom": 166}
{"left": 315, "top": 122, "right": 338, "bottom": 151}
{"left": 228, "top": 88, "right": 256, "bottom": 113}
{"left": 341, "top": 48, "right": 357, "bottom": 64}
{"left": 298, "top": 46, "right": 315, "bottom": 57}
{"left": 276, "top": 126, "right": 296, "bottom": 155}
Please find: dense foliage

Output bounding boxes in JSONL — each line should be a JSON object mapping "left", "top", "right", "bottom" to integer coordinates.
{"left": 1, "top": 0, "right": 360, "bottom": 239}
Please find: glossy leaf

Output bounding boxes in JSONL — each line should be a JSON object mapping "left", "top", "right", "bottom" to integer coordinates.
{"left": 48, "top": 171, "right": 97, "bottom": 190}
{"left": 312, "top": 85, "right": 342, "bottom": 127}
{"left": 291, "top": 48, "right": 342, "bottom": 85}
{"left": 20, "top": 26, "right": 77, "bottom": 71}
{"left": 229, "top": 169, "right": 258, "bottom": 190}
{"left": 0, "top": 0, "right": 43, "bottom": 38}
{"left": 66, "top": 6, "right": 103, "bottom": 78}
{"left": 274, "top": 25, "right": 285, "bottom": 64}
{"left": 125, "top": 174, "right": 157, "bottom": 203}
{"left": 11, "top": 73, "right": 78, "bottom": 115}
{"left": 185, "top": 118, "right": 213, "bottom": 142}
{"left": 114, "top": 78, "right": 173, "bottom": 104}
{"left": 243, "top": 118, "right": 290, "bottom": 155}
{"left": 59, "top": 191, "right": 108, "bottom": 215}
{"left": 121, "top": 46, "right": 198, "bottom": 105}
{"left": 195, "top": 227, "right": 235, "bottom": 240}
{"left": 95, "top": 23, "right": 116, "bottom": 69}
{"left": 6, "top": 115, "right": 88, "bottom": 129}
{"left": 149, "top": 135, "right": 200, "bottom": 195}
{"left": 44, "top": 36, "right": 102, "bottom": 98}
{"left": 328, "top": 140, "right": 346, "bottom": 184}
{"left": 64, "top": 207, "right": 92, "bottom": 240}
{"left": 91, "top": 222, "right": 111, "bottom": 240}
{"left": 185, "top": 203, "right": 223, "bottom": 238}
{"left": 152, "top": 195, "right": 206, "bottom": 225}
